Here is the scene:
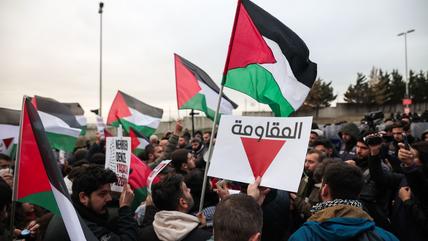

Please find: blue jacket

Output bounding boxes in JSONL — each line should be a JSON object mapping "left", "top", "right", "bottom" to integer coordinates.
{"left": 289, "top": 217, "right": 398, "bottom": 241}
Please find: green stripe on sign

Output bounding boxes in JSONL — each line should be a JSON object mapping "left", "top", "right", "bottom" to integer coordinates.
{"left": 46, "top": 132, "right": 78, "bottom": 152}
{"left": 18, "top": 191, "right": 60, "bottom": 216}
{"left": 112, "top": 119, "right": 157, "bottom": 137}
{"left": 225, "top": 64, "right": 295, "bottom": 117}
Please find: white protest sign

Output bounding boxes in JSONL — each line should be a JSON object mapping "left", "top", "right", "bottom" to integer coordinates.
{"left": 147, "top": 160, "right": 172, "bottom": 194}
{"left": 105, "top": 137, "right": 131, "bottom": 192}
{"left": 208, "top": 115, "right": 312, "bottom": 192}
{"left": 96, "top": 116, "right": 107, "bottom": 138}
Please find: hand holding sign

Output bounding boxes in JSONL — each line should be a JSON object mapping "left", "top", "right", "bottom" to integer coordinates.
{"left": 247, "top": 176, "right": 270, "bottom": 206}
{"left": 119, "top": 184, "right": 135, "bottom": 208}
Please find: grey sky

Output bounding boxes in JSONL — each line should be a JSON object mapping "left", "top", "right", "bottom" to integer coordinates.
{"left": 1, "top": 0, "right": 427, "bottom": 121}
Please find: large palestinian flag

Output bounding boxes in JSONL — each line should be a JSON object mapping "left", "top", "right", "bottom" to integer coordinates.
{"left": 223, "top": 0, "right": 317, "bottom": 117}
{"left": 107, "top": 91, "right": 163, "bottom": 137}
{"left": 128, "top": 154, "right": 152, "bottom": 210}
{"left": 174, "top": 54, "right": 238, "bottom": 121}
{"left": 0, "top": 107, "right": 20, "bottom": 158}
{"left": 15, "top": 97, "right": 97, "bottom": 241}
{"left": 129, "top": 127, "right": 149, "bottom": 157}
{"left": 32, "top": 96, "right": 83, "bottom": 152}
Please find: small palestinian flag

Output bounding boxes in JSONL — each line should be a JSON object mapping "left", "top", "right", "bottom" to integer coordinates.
{"left": 129, "top": 154, "right": 152, "bottom": 210}
{"left": 63, "top": 102, "right": 87, "bottom": 136}
{"left": 32, "top": 96, "right": 83, "bottom": 152}
{"left": 15, "top": 97, "right": 97, "bottom": 241}
{"left": 0, "top": 107, "right": 20, "bottom": 158}
{"left": 107, "top": 91, "right": 163, "bottom": 137}
{"left": 223, "top": 0, "right": 317, "bottom": 117}
{"left": 129, "top": 127, "right": 149, "bottom": 157}
{"left": 175, "top": 54, "right": 238, "bottom": 121}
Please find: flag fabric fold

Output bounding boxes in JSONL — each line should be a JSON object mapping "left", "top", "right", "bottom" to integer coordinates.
{"left": 129, "top": 127, "right": 149, "bottom": 156}
{"left": 16, "top": 97, "right": 97, "bottom": 241}
{"left": 129, "top": 154, "right": 152, "bottom": 210}
{"left": 0, "top": 107, "right": 20, "bottom": 158}
{"left": 223, "top": 0, "right": 317, "bottom": 117}
{"left": 32, "top": 96, "right": 83, "bottom": 152}
{"left": 63, "top": 102, "right": 87, "bottom": 136}
{"left": 107, "top": 91, "right": 163, "bottom": 137}
{"left": 175, "top": 53, "right": 238, "bottom": 121}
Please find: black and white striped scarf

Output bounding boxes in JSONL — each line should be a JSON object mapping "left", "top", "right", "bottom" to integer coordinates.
{"left": 310, "top": 199, "right": 362, "bottom": 213}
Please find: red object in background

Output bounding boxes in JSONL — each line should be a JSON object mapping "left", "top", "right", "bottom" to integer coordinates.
{"left": 403, "top": 98, "right": 412, "bottom": 105}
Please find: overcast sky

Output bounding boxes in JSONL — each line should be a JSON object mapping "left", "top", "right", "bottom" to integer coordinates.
{"left": 1, "top": 0, "right": 427, "bottom": 121}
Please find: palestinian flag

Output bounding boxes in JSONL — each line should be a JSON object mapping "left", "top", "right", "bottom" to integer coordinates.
{"left": 174, "top": 54, "right": 238, "bottom": 121}
{"left": 128, "top": 154, "right": 152, "bottom": 210}
{"left": 107, "top": 91, "right": 163, "bottom": 137}
{"left": 0, "top": 107, "right": 20, "bottom": 158}
{"left": 129, "top": 127, "right": 149, "bottom": 157}
{"left": 63, "top": 102, "right": 87, "bottom": 136}
{"left": 15, "top": 97, "right": 97, "bottom": 241}
{"left": 223, "top": 0, "right": 317, "bottom": 117}
{"left": 32, "top": 96, "right": 83, "bottom": 152}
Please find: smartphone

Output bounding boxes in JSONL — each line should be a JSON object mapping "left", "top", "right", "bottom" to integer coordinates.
{"left": 403, "top": 134, "right": 410, "bottom": 150}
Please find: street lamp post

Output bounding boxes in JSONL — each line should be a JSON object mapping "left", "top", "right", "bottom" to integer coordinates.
{"left": 397, "top": 29, "right": 415, "bottom": 99}
{"left": 98, "top": 2, "right": 104, "bottom": 117}
{"left": 397, "top": 29, "right": 415, "bottom": 115}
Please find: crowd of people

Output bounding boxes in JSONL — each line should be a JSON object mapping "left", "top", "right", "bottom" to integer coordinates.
{"left": 1, "top": 113, "right": 428, "bottom": 241}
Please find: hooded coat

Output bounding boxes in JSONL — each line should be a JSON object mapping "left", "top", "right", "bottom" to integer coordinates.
{"left": 338, "top": 123, "right": 360, "bottom": 161}
{"left": 289, "top": 204, "right": 398, "bottom": 241}
{"left": 140, "top": 211, "right": 210, "bottom": 241}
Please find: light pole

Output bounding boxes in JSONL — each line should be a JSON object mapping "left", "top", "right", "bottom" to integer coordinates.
{"left": 397, "top": 29, "right": 415, "bottom": 99}
{"left": 98, "top": 2, "right": 104, "bottom": 117}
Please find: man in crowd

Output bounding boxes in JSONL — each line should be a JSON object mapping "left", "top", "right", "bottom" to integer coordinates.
{"left": 289, "top": 163, "right": 398, "bottom": 241}
{"left": 140, "top": 174, "right": 210, "bottom": 241}
{"left": 313, "top": 139, "right": 337, "bottom": 158}
{"left": 212, "top": 194, "right": 263, "bottom": 241}
{"left": 0, "top": 154, "right": 13, "bottom": 187}
{"left": 171, "top": 149, "right": 196, "bottom": 175}
{"left": 45, "top": 165, "right": 139, "bottom": 241}
{"left": 350, "top": 133, "right": 395, "bottom": 230}
{"left": 291, "top": 150, "right": 323, "bottom": 222}
{"left": 338, "top": 122, "right": 360, "bottom": 161}
{"left": 202, "top": 131, "right": 211, "bottom": 146}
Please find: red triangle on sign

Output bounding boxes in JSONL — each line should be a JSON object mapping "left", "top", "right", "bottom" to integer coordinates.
{"left": 240, "top": 137, "right": 285, "bottom": 178}
{"left": 2, "top": 138, "right": 13, "bottom": 149}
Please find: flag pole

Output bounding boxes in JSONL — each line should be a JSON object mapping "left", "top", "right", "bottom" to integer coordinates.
{"left": 98, "top": 2, "right": 104, "bottom": 117}
{"left": 198, "top": 83, "right": 225, "bottom": 212}
{"left": 10, "top": 96, "right": 27, "bottom": 237}
{"left": 198, "top": 0, "right": 242, "bottom": 212}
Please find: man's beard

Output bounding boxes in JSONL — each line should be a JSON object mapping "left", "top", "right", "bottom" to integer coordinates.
{"left": 304, "top": 169, "right": 314, "bottom": 178}
{"left": 88, "top": 199, "right": 107, "bottom": 215}
{"left": 356, "top": 156, "right": 369, "bottom": 168}
{"left": 185, "top": 196, "right": 194, "bottom": 212}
